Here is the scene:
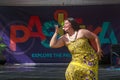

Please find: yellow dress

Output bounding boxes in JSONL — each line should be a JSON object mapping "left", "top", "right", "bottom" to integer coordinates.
{"left": 65, "top": 38, "right": 98, "bottom": 80}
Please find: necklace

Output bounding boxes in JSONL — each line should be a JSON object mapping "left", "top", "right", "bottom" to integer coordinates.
{"left": 67, "top": 31, "right": 77, "bottom": 42}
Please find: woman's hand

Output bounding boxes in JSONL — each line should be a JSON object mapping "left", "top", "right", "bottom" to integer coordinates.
{"left": 97, "top": 49, "right": 104, "bottom": 60}
{"left": 49, "top": 25, "right": 64, "bottom": 48}
{"left": 54, "top": 25, "right": 59, "bottom": 33}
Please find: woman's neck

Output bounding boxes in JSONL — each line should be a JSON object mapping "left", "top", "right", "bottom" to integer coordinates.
{"left": 67, "top": 31, "right": 77, "bottom": 42}
{"left": 67, "top": 29, "right": 75, "bottom": 36}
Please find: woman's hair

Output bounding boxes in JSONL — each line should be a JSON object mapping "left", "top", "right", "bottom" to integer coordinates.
{"left": 65, "top": 17, "right": 80, "bottom": 31}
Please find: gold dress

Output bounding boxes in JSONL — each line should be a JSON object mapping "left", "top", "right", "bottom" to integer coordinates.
{"left": 65, "top": 38, "right": 98, "bottom": 80}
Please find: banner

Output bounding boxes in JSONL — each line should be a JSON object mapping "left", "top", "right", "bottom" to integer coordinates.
{"left": 0, "top": 5, "right": 120, "bottom": 64}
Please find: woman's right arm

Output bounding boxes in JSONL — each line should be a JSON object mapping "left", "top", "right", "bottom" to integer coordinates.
{"left": 49, "top": 26, "right": 65, "bottom": 48}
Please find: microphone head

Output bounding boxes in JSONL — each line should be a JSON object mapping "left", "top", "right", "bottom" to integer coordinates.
{"left": 54, "top": 24, "right": 62, "bottom": 28}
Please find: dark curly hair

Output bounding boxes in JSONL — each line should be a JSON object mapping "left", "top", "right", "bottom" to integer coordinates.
{"left": 65, "top": 17, "right": 80, "bottom": 31}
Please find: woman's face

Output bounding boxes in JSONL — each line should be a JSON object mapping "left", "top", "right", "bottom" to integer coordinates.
{"left": 63, "top": 20, "right": 72, "bottom": 32}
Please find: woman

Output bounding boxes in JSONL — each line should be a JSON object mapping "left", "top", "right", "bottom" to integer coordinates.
{"left": 50, "top": 17, "right": 103, "bottom": 80}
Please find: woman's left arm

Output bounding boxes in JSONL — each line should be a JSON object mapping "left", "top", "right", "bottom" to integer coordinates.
{"left": 84, "top": 29, "right": 103, "bottom": 60}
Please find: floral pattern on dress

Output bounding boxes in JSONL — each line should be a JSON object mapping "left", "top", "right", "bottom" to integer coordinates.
{"left": 66, "top": 38, "right": 98, "bottom": 80}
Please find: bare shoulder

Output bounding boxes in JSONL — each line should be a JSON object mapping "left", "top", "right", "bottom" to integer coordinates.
{"left": 78, "top": 29, "right": 90, "bottom": 33}
{"left": 77, "top": 29, "right": 96, "bottom": 39}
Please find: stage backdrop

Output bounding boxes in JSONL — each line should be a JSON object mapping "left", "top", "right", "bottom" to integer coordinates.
{"left": 0, "top": 5, "right": 120, "bottom": 64}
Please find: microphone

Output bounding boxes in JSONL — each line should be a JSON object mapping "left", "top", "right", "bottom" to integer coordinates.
{"left": 54, "top": 24, "right": 62, "bottom": 28}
